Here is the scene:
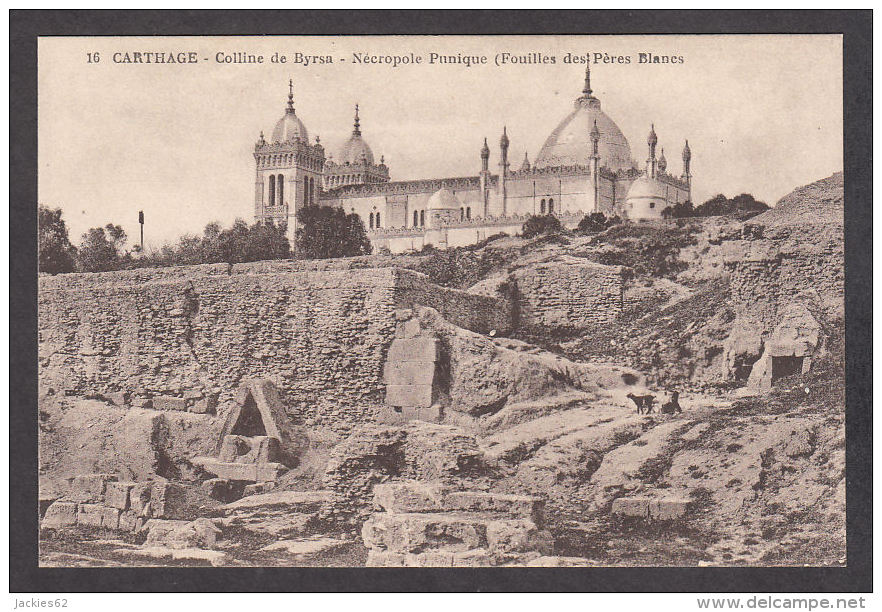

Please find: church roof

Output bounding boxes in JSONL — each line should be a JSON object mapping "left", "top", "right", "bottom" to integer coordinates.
{"left": 533, "top": 67, "right": 633, "bottom": 172}
{"left": 271, "top": 80, "right": 309, "bottom": 143}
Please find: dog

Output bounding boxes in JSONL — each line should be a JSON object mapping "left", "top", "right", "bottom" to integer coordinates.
{"left": 660, "top": 390, "right": 683, "bottom": 415}
{"left": 626, "top": 392, "right": 656, "bottom": 415}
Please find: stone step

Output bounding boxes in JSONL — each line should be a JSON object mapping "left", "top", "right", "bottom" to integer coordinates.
{"left": 366, "top": 548, "right": 497, "bottom": 567}
{"left": 260, "top": 536, "right": 351, "bottom": 560}
{"left": 192, "top": 458, "right": 286, "bottom": 482}
{"left": 221, "top": 490, "right": 334, "bottom": 513}
{"left": 361, "top": 511, "right": 552, "bottom": 555}
{"left": 610, "top": 496, "right": 690, "bottom": 521}
{"left": 373, "top": 481, "right": 545, "bottom": 526}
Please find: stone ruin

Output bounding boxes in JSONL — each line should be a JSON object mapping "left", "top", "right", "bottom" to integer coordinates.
{"left": 362, "top": 480, "right": 553, "bottom": 567}
{"left": 193, "top": 378, "right": 307, "bottom": 493}
{"left": 747, "top": 302, "right": 824, "bottom": 392}
{"left": 41, "top": 473, "right": 186, "bottom": 533}
{"left": 380, "top": 309, "right": 445, "bottom": 424}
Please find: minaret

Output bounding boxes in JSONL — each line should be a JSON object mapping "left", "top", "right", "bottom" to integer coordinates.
{"left": 658, "top": 147, "right": 667, "bottom": 174}
{"left": 647, "top": 124, "right": 658, "bottom": 178}
{"left": 499, "top": 127, "right": 510, "bottom": 217}
{"left": 520, "top": 151, "right": 531, "bottom": 172}
{"left": 681, "top": 139, "right": 692, "bottom": 201}
{"left": 479, "top": 137, "right": 491, "bottom": 217}
{"left": 352, "top": 103, "right": 361, "bottom": 137}
{"left": 590, "top": 119, "right": 601, "bottom": 212}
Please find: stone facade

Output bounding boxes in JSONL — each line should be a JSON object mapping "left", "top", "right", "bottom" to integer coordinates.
{"left": 39, "top": 265, "right": 509, "bottom": 434}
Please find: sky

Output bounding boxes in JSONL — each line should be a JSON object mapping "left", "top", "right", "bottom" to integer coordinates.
{"left": 38, "top": 35, "right": 843, "bottom": 250}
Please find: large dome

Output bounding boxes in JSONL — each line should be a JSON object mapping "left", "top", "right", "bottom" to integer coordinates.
{"left": 533, "top": 70, "right": 633, "bottom": 172}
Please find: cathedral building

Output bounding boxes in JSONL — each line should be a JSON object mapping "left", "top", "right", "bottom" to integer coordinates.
{"left": 253, "top": 69, "right": 693, "bottom": 253}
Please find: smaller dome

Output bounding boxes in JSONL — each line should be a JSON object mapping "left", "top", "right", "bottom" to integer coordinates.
{"left": 427, "top": 188, "right": 461, "bottom": 211}
{"left": 627, "top": 176, "right": 667, "bottom": 201}
{"left": 338, "top": 104, "right": 375, "bottom": 165}
{"left": 339, "top": 134, "right": 374, "bottom": 166}
{"left": 272, "top": 112, "right": 309, "bottom": 143}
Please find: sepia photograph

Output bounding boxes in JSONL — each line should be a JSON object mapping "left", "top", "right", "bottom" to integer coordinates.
{"left": 13, "top": 13, "right": 869, "bottom": 590}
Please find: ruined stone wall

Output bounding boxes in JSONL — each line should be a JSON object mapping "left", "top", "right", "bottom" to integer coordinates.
{"left": 39, "top": 266, "right": 510, "bottom": 434}
{"left": 513, "top": 257, "right": 627, "bottom": 330}
{"left": 724, "top": 223, "right": 844, "bottom": 332}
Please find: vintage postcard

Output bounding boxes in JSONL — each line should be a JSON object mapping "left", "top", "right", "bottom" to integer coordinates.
{"left": 34, "top": 32, "right": 849, "bottom": 572}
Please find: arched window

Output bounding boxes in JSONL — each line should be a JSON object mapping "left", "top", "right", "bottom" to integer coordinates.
{"left": 466, "top": 207, "right": 471, "bottom": 220}
{"left": 303, "top": 176, "right": 309, "bottom": 204}
{"left": 649, "top": 202, "right": 655, "bottom": 209}
{"left": 376, "top": 212, "right": 381, "bottom": 227}
{"left": 369, "top": 213, "right": 374, "bottom": 229}
{"left": 420, "top": 210, "right": 425, "bottom": 227}
{"left": 548, "top": 198, "right": 554, "bottom": 213}
{"left": 268, "top": 175, "right": 276, "bottom": 206}
{"left": 277, "top": 174, "right": 284, "bottom": 205}
{"left": 540, "top": 198, "right": 546, "bottom": 214}
{"left": 413, "top": 210, "right": 419, "bottom": 227}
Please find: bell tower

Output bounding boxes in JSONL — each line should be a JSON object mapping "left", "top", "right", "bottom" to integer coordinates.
{"left": 253, "top": 80, "right": 325, "bottom": 243}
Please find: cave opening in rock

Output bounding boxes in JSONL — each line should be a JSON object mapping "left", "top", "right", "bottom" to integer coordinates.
{"left": 771, "top": 356, "right": 804, "bottom": 382}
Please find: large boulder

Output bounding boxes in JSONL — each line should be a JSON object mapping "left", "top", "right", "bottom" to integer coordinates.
{"left": 411, "top": 306, "right": 643, "bottom": 418}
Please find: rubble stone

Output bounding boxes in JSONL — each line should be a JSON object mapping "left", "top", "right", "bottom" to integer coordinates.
{"left": 69, "top": 473, "right": 116, "bottom": 503}
{"left": 41, "top": 501, "right": 78, "bottom": 529}
{"left": 362, "top": 512, "right": 489, "bottom": 553}
{"left": 129, "top": 482, "right": 153, "bottom": 515}
{"left": 151, "top": 480, "right": 187, "bottom": 519}
{"left": 105, "top": 481, "right": 135, "bottom": 510}
{"left": 485, "top": 519, "right": 554, "bottom": 555}
{"left": 145, "top": 518, "right": 220, "bottom": 550}
{"left": 153, "top": 396, "right": 187, "bottom": 411}
{"left": 101, "top": 506, "right": 121, "bottom": 530}
{"left": 76, "top": 503, "right": 105, "bottom": 528}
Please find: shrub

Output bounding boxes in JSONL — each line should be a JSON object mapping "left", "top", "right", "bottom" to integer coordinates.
{"left": 577, "top": 212, "right": 620, "bottom": 234}
{"left": 521, "top": 214, "right": 562, "bottom": 239}
{"left": 589, "top": 223, "right": 698, "bottom": 279}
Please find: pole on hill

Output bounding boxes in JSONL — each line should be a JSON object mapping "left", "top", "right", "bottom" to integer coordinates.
{"left": 138, "top": 210, "right": 144, "bottom": 252}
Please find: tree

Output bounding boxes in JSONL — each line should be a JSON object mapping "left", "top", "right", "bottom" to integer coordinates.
{"left": 78, "top": 226, "right": 126, "bottom": 272}
{"left": 38, "top": 205, "right": 76, "bottom": 274}
{"left": 521, "top": 214, "right": 563, "bottom": 239}
{"left": 693, "top": 193, "right": 768, "bottom": 217}
{"left": 577, "top": 212, "right": 619, "bottom": 234}
{"left": 295, "top": 205, "right": 372, "bottom": 259}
